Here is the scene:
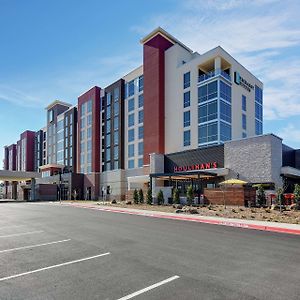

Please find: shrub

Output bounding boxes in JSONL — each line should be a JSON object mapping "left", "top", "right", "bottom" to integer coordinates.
{"left": 157, "top": 190, "right": 164, "bottom": 205}
{"left": 173, "top": 188, "right": 180, "bottom": 204}
{"left": 276, "top": 188, "right": 284, "bottom": 205}
{"left": 186, "top": 185, "right": 194, "bottom": 206}
{"left": 138, "top": 189, "right": 144, "bottom": 204}
{"left": 257, "top": 184, "right": 266, "bottom": 207}
{"left": 293, "top": 184, "right": 300, "bottom": 209}
{"left": 146, "top": 188, "right": 153, "bottom": 205}
{"left": 133, "top": 189, "right": 139, "bottom": 204}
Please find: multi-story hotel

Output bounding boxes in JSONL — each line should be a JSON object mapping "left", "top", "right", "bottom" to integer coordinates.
{"left": 2, "top": 27, "right": 300, "bottom": 202}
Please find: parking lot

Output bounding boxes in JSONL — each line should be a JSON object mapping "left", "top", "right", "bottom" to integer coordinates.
{"left": 0, "top": 202, "right": 299, "bottom": 299}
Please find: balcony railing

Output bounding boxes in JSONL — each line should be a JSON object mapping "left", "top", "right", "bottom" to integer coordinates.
{"left": 198, "top": 69, "right": 231, "bottom": 83}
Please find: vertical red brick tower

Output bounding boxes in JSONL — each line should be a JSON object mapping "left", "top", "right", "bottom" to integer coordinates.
{"left": 141, "top": 28, "right": 174, "bottom": 165}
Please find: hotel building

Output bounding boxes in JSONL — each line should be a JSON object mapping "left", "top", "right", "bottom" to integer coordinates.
{"left": 2, "top": 27, "right": 300, "bottom": 202}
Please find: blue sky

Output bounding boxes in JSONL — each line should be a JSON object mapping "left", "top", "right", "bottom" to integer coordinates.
{"left": 1, "top": 0, "right": 300, "bottom": 166}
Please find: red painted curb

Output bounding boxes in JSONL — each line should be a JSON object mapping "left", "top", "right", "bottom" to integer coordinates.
{"left": 60, "top": 203, "right": 300, "bottom": 236}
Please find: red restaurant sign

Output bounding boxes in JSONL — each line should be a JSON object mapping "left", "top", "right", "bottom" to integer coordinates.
{"left": 174, "top": 162, "right": 218, "bottom": 172}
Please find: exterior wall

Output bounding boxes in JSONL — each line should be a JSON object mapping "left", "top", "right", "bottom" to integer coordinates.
{"left": 123, "top": 66, "right": 144, "bottom": 170}
{"left": 34, "top": 130, "right": 44, "bottom": 172}
{"left": 20, "top": 131, "right": 35, "bottom": 171}
{"left": 143, "top": 34, "right": 173, "bottom": 165}
{"left": 224, "top": 134, "right": 283, "bottom": 188}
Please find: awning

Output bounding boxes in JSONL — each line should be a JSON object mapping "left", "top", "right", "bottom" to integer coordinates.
{"left": 0, "top": 170, "right": 41, "bottom": 181}
{"left": 281, "top": 166, "right": 300, "bottom": 179}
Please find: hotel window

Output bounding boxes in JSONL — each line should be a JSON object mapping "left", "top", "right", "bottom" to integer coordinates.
{"left": 81, "top": 103, "right": 86, "bottom": 116}
{"left": 114, "top": 116, "right": 119, "bottom": 130}
{"left": 87, "top": 127, "right": 92, "bottom": 139}
{"left": 128, "top": 80, "right": 135, "bottom": 97}
{"left": 128, "top": 159, "right": 134, "bottom": 169}
{"left": 114, "top": 160, "right": 119, "bottom": 169}
{"left": 183, "top": 111, "right": 190, "bottom": 127}
{"left": 183, "top": 91, "right": 190, "bottom": 108}
{"left": 87, "top": 99, "right": 92, "bottom": 113}
{"left": 87, "top": 140, "right": 92, "bottom": 151}
{"left": 138, "top": 126, "right": 144, "bottom": 139}
{"left": 114, "top": 146, "right": 118, "bottom": 160}
{"left": 128, "top": 144, "right": 134, "bottom": 158}
{"left": 106, "top": 149, "right": 111, "bottom": 161}
{"left": 255, "top": 120, "right": 263, "bottom": 135}
{"left": 114, "top": 102, "right": 119, "bottom": 116}
{"left": 114, "top": 133, "right": 119, "bottom": 145}
{"left": 114, "top": 88, "right": 119, "bottom": 101}
{"left": 106, "top": 134, "right": 111, "bottom": 147}
{"left": 220, "top": 122, "right": 231, "bottom": 142}
{"left": 80, "top": 118, "right": 85, "bottom": 129}
{"left": 242, "top": 95, "right": 246, "bottom": 111}
{"left": 220, "top": 101, "right": 231, "bottom": 123}
{"left": 128, "top": 114, "right": 134, "bottom": 127}
{"left": 198, "top": 80, "right": 217, "bottom": 103}
{"left": 87, "top": 152, "right": 92, "bottom": 164}
{"left": 106, "top": 106, "right": 111, "bottom": 119}
{"left": 128, "top": 129, "right": 134, "bottom": 142}
{"left": 106, "top": 163, "right": 111, "bottom": 171}
{"left": 107, "top": 93, "right": 111, "bottom": 106}
{"left": 198, "top": 121, "right": 218, "bottom": 144}
{"left": 199, "top": 100, "right": 217, "bottom": 123}
{"left": 183, "top": 72, "right": 190, "bottom": 89}
{"left": 138, "top": 110, "right": 144, "bottom": 124}
{"left": 242, "top": 114, "right": 247, "bottom": 130}
{"left": 49, "top": 110, "right": 54, "bottom": 122}
{"left": 87, "top": 114, "right": 92, "bottom": 126}
{"left": 138, "top": 142, "right": 143, "bottom": 156}
{"left": 242, "top": 132, "right": 247, "bottom": 138}
{"left": 220, "top": 81, "right": 231, "bottom": 103}
{"left": 128, "top": 98, "right": 134, "bottom": 112}
{"left": 106, "top": 120, "right": 111, "bottom": 134}
{"left": 138, "top": 158, "right": 143, "bottom": 168}
{"left": 184, "top": 130, "right": 191, "bottom": 146}
{"left": 138, "top": 94, "right": 144, "bottom": 108}
{"left": 138, "top": 75, "right": 144, "bottom": 92}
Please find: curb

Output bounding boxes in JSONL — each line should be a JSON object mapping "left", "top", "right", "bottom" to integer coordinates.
{"left": 59, "top": 203, "right": 300, "bottom": 236}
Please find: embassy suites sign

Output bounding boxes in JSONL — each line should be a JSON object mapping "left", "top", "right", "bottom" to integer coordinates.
{"left": 234, "top": 71, "right": 254, "bottom": 92}
{"left": 174, "top": 162, "right": 218, "bottom": 172}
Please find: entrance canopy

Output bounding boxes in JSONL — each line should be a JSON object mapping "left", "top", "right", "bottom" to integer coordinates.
{"left": 0, "top": 170, "right": 41, "bottom": 181}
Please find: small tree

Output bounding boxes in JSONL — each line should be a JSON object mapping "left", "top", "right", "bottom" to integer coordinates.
{"left": 157, "top": 190, "right": 164, "bottom": 205}
{"left": 72, "top": 189, "right": 78, "bottom": 200}
{"left": 276, "top": 187, "right": 284, "bottom": 212}
{"left": 173, "top": 188, "right": 180, "bottom": 204}
{"left": 293, "top": 184, "right": 300, "bottom": 209}
{"left": 146, "top": 188, "right": 153, "bottom": 205}
{"left": 186, "top": 185, "right": 194, "bottom": 206}
{"left": 133, "top": 189, "right": 139, "bottom": 204}
{"left": 138, "top": 189, "right": 144, "bottom": 204}
{"left": 257, "top": 184, "right": 266, "bottom": 207}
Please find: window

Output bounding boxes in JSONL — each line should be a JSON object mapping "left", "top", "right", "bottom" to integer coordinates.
{"left": 106, "top": 163, "right": 111, "bottom": 171}
{"left": 242, "top": 114, "right": 247, "bottom": 130}
{"left": 138, "top": 126, "right": 144, "bottom": 139}
{"left": 128, "top": 159, "right": 134, "bottom": 169}
{"left": 242, "top": 95, "right": 246, "bottom": 111}
{"left": 114, "top": 146, "right": 118, "bottom": 160}
{"left": 255, "top": 102, "right": 263, "bottom": 121}
{"left": 220, "top": 101, "right": 231, "bottom": 123}
{"left": 138, "top": 110, "right": 144, "bottom": 124}
{"left": 128, "top": 98, "right": 134, "bottom": 112}
{"left": 87, "top": 99, "right": 92, "bottom": 113}
{"left": 138, "top": 94, "right": 144, "bottom": 108}
{"left": 106, "top": 93, "right": 111, "bottom": 106}
{"left": 106, "top": 148, "right": 111, "bottom": 161}
{"left": 114, "top": 132, "right": 119, "bottom": 145}
{"left": 114, "top": 102, "right": 119, "bottom": 116}
{"left": 81, "top": 103, "right": 86, "bottom": 116}
{"left": 183, "top": 72, "right": 190, "bottom": 89}
{"left": 106, "top": 120, "right": 111, "bottom": 134}
{"left": 81, "top": 130, "right": 85, "bottom": 141}
{"left": 138, "top": 142, "right": 143, "bottom": 156}
{"left": 106, "top": 134, "right": 111, "bottom": 147}
{"left": 87, "top": 140, "right": 92, "bottom": 151}
{"left": 184, "top": 111, "right": 190, "bottom": 127}
{"left": 255, "top": 85, "right": 263, "bottom": 105}
{"left": 114, "top": 160, "right": 119, "bottom": 170}
{"left": 128, "top": 114, "right": 134, "bottom": 127}
{"left": 87, "top": 127, "right": 92, "bottom": 139}
{"left": 138, "top": 75, "right": 144, "bottom": 92}
{"left": 49, "top": 110, "right": 54, "bottom": 122}
{"left": 255, "top": 119, "right": 263, "bottom": 135}
{"left": 138, "top": 158, "right": 143, "bottom": 168}
{"left": 114, "top": 88, "right": 119, "bottom": 101}
{"left": 184, "top": 91, "right": 190, "bottom": 108}
{"left": 128, "top": 80, "right": 134, "bottom": 97}
{"left": 128, "top": 129, "right": 134, "bottom": 142}
{"left": 199, "top": 100, "right": 217, "bottom": 123}
{"left": 87, "top": 152, "right": 92, "bottom": 164}
{"left": 198, "top": 80, "right": 218, "bottom": 103}
{"left": 80, "top": 117, "right": 85, "bottom": 129}
{"left": 242, "top": 132, "right": 247, "bottom": 138}
{"left": 220, "top": 81, "right": 231, "bottom": 103}
{"left": 57, "top": 120, "right": 63, "bottom": 132}
{"left": 128, "top": 144, "right": 134, "bottom": 157}
{"left": 106, "top": 105, "right": 111, "bottom": 119}
{"left": 220, "top": 122, "right": 231, "bottom": 141}
{"left": 198, "top": 121, "right": 218, "bottom": 144}
{"left": 184, "top": 130, "right": 191, "bottom": 146}
{"left": 87, "top": 114, "right": 92, "bottom": 126}
{"left": 114, "top": 116, "right": 119, "bottom": 130}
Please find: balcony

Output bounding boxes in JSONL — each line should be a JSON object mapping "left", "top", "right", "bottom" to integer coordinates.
{"left": 198, "top": 69, "right": 231, "bottom": 83}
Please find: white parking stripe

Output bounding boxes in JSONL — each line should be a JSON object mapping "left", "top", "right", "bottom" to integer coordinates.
{"left": 0, "top": 239, "right": 71, "bottom": 254}
{"left": 117, "top": 275, "right": 180, "bottom": 300}
{"left": 0, "top": 230, "right": 44, "bottom": 238}
{"left": 0, "top": 225, "right": 25, "bottom": 230}
{"left": 0, "top": 252, "right": 110, "bottom": 282}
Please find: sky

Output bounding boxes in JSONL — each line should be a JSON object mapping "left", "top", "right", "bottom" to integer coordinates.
{"left": 0, "top": 0, "right": 300, "bottom": 166}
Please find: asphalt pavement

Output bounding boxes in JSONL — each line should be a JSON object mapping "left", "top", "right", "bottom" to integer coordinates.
{"left": 0, "top": 202, "right": 299, "bottom": 300}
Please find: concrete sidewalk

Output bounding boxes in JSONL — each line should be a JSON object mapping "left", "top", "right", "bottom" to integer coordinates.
{"left": 56, "top": 202, "right": 300, "bottom": 236}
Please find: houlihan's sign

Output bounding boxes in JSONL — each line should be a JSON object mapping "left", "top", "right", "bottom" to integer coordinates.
{"left": 174, "top": 162, "right": 218, "bottom": 172}
{"left": 234, "top": 72, "right": 254, "bottom": 92}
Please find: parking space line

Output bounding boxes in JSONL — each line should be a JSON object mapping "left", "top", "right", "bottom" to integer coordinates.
{"left": 0, "top": 230, "right": 44, "bottom": 239}
{"left": 0, "top": 225, "right": 26, "bottom": 231}
{"left": 0, "top": 239, "right": 71, "bottom": 254}
{"left": 0, "top": 252, "right": 111, "bottom": 282}
{"left": 117, "top": 275, "right": 180, "bottom": 300}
